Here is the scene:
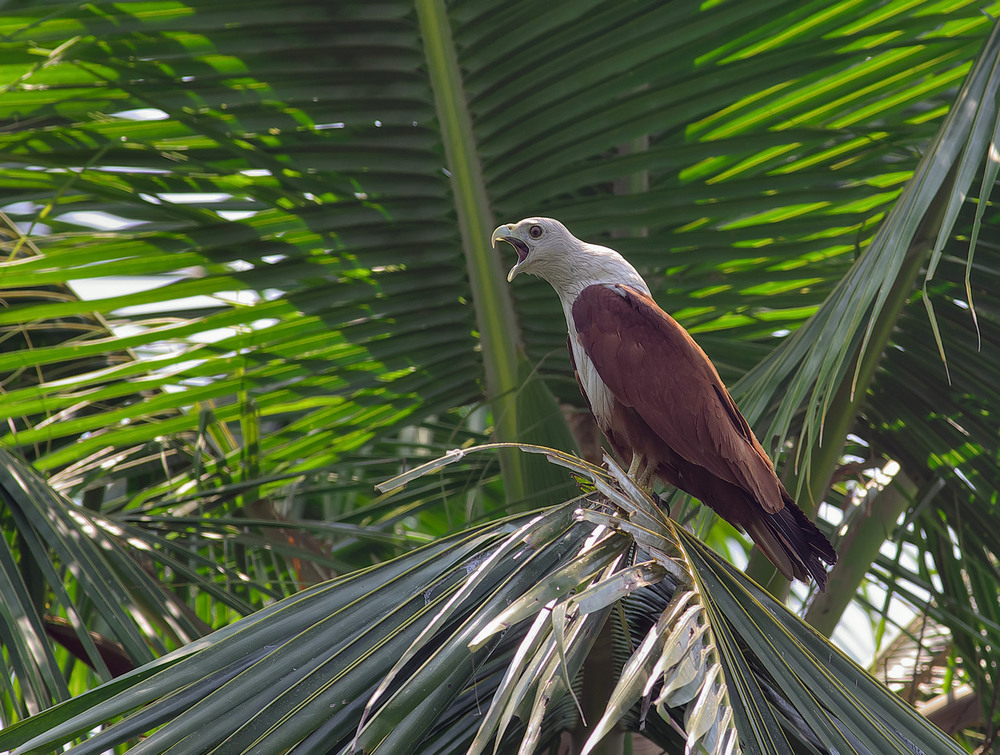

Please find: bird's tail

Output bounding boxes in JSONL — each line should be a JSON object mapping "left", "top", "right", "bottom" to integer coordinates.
{"left": 745, "top": 492, "right": 837, "bottom": 591}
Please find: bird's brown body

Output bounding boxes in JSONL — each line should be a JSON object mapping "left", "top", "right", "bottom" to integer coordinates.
{"left": 493, "top": 217, "right": 837, "bottom": 590}
{"left": 570, "top": 283, "right": 836, "bottom": 589}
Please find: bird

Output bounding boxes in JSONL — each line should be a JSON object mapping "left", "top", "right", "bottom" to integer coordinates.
{"left": 492, "top": 217, "right": 837, "bottom": 590}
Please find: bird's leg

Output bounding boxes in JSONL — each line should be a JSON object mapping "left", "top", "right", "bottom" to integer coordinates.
{"left": 626, "top": 452, "right": 643, "bottom": 480}
{"left": 626, "top": 452, "right": 655, "bottom": 492}
{"left": 635, "top": 462, "right": 655, "bottom": 491}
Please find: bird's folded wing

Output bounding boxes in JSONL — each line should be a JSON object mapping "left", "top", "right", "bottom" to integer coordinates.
{"left": 572, "top": 283, "right": 785, "bottom": 513}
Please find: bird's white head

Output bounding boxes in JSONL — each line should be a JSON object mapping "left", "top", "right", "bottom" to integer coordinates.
{"left": 491, "top": 217, "right": 649, "bottom": 299}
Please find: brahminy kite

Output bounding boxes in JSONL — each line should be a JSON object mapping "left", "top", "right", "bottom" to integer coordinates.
{"left": 492, "top": 217, "right": 836, "bottom": 590}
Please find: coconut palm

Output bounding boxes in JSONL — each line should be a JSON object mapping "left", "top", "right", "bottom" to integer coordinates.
{"left": 0, "top": 0, "right": 998, "bottom": 752}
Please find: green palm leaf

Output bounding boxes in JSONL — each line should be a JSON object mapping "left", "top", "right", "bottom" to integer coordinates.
{"left": 0, "top": 446, "right": 966, "bottom": 754}
{"left": 0, "top": 445, "right": 214, "bottom": 716}
{"left": 0, "top": 0, "right": 994, "bottom": 505}
{"left": 0, "top": 0, "right": 999, "bottom": 745}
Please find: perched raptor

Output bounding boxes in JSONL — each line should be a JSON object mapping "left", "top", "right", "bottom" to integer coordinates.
{"left": 492, "top": 217, "right": 837, "bottom": 590}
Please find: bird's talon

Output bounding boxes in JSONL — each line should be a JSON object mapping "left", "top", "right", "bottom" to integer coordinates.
{"left": 626, "top": 452, "right": 642, "bottom": 480}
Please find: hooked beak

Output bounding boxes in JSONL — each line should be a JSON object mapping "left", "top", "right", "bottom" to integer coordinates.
{"left": 491, "top": 225, "right": 530, "bottom": 282}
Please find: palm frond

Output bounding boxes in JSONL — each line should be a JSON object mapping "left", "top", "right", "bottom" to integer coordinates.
{"left": 0, "top": 0, "right": 995, "bottom": 505}
{"left": 0, "top": 446, "right": 967, "bottom": 754}
{"left": 0, "top": 445, "right": 214, "bottom": 715}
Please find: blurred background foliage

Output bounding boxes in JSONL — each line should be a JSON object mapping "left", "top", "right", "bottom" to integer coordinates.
{"left": 0, "top": 0, "right": 999, "bottom": 751}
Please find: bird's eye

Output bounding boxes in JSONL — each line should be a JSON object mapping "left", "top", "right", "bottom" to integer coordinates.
{"left": 529, "top": 225, "right": 543, "bottom": 239}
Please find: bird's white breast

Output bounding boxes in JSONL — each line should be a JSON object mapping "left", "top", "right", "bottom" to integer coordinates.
{"left": 541, "top": 242, "right": 649, "bottom": 432}
{"left": 563, "top": 299, "right": 616, "bottom": 428}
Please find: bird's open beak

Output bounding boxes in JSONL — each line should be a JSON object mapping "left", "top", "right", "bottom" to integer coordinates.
{"left": 504, "top": 238, "right": 530, "bottom": 282}
{"left": 491, "top": 225, "right": 530, "bottom": 282}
